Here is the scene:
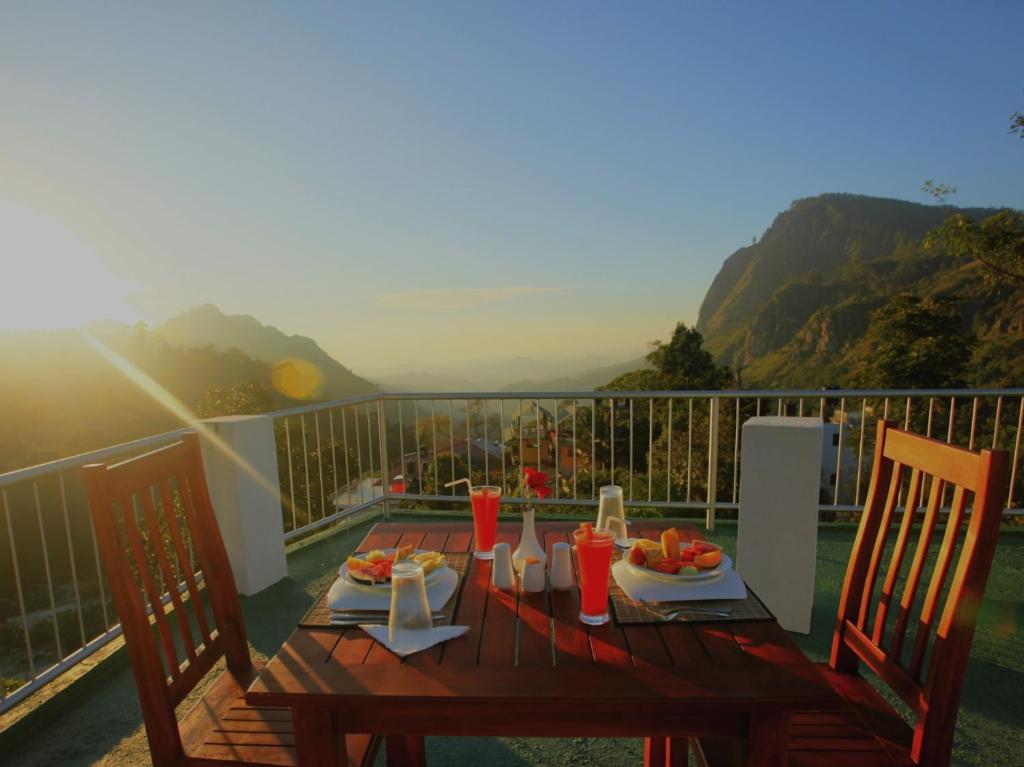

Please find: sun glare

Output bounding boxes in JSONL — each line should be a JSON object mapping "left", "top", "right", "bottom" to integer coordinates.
{"left": 0, "top": 199, "right": 141, "bottom": 332}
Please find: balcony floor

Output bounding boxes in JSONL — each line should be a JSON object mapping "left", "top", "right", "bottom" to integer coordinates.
{"left": 3, "top": 514, "right": 1023, "bottom": 767}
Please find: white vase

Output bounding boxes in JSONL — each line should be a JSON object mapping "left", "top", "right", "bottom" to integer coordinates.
{"left": 512, "top": 507, "right": 547, "bottom": 574}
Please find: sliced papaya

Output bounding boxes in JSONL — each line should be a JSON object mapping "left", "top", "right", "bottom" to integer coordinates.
{"left": 661, "top": 527, "right": 680, "bottom": 560}
{"left": 695, "top": 549, "right": 723, "bottom": 569}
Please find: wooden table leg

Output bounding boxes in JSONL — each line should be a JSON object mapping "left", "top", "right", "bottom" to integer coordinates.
{"left": 744, "top": 709, "right": 790, "bottom": 767}
{"left": 293, "top": 707, "right": 347, "bottom": 767}
{"left": 386, "top": 735, "right": 427, "bottom": 767}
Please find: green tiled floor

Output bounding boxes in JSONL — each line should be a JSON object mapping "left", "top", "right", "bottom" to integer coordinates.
{"left": 4, "top": 514, "right": 1022, "bottom": 766}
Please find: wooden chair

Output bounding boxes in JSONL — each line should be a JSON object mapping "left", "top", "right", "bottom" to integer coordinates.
{"left": 694, "top": 420, "right": 1010, "bottom": 767}
{"left": 83, "top": 432, "right": 379, "bottom": 767}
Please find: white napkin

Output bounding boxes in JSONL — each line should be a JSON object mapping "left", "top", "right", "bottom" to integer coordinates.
{"left": 327, "top": 567, "right": 458, "bottom": 612}
{"left": 360, "top": 625, "right": 469, "bottom": 658}
{"left": 611, "top": 560, "right": 748, "bottom": 603}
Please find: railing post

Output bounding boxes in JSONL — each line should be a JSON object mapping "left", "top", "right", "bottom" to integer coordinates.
{"left": 377, "top": 398, "right": 391, "bottom": 520}
{"left": 706, "top": 396, "right": 719, "bottom": 530}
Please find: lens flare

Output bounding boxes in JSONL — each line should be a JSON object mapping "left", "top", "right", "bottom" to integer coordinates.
{"left": 271, "top": 358, "right": 324, "bottom": 400}
{"left": 81, "top": 330, "right": 287, "bottom": 509}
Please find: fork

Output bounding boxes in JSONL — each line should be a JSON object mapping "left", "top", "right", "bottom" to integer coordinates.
{"left": 654, "top": 606, "right": 732, "bottom": 620}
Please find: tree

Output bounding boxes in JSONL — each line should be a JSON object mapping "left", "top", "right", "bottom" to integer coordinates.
{"left": 195, "top": 380, "right": 274, "bottom": 418}
{"left": 925, "top": 209, "right": 1024, "bottom": 284}
{"left": 604, "top": 323, "right": 733, "bottom": 392}
{"left": 921, "top": 102, "right": 1024, "bottom": 283}
{"left": 853, "top": 293, "right": 972, "bottom": 388}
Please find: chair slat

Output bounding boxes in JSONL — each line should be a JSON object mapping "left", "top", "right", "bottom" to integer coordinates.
{"left": 882, "top": 429, "right": 979, "bottom": 491}
{"left": 158, "top": 477, "right": 213, "bottom": 644}
{"left": 857, "top": 463, "right": 903, "bottom": 630}
{"left": 889, "top": 475, "right": 944, "bottom": 663}
{"left": 871, "top": 468, "right": 922, "bottom": 645}
{"left": 139, "top": 485, "right": 198, "bottom": 661}
{"left": 118, "top": 492, "right": 182, "bottom": 681}
{"left": 908, "top": 486, "right": 965, "bottom": 681}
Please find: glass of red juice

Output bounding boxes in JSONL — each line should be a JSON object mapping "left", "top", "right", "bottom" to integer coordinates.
{"left": 573, "top": 527, "right": 615, "bottom": 625}
{"left": 469, "top": 485, "right": 501, "bottom": 560}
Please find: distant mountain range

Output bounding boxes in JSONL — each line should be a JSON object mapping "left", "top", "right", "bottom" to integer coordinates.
{"left": 696, "top": 193, "right": 1024, "bottom": 387}
{"left": 157, "top": 305, "right": 377, "bottom": 398}
{"left": 501, "top": 356, "right": 648, "bottom": 391}
{"left": 367, "top": 353, "right": 638, "bottom": 392}
{"left": 4, "top": 193, "right": 1022, "bottom": 475}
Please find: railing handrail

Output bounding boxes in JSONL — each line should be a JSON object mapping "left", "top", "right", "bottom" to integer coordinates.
{"left": 0, "top": 427, "right": 190, "bottom": 489}
{"left": 374, "top": 387, "right": 1024, "bottom": 401}
{"left": 3, "top": 387, "right": 1019, "bottom": 487}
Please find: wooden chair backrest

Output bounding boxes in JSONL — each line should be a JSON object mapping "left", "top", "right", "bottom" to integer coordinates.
{"left": 831, "top": 420, "right": 1010, "bottom": 765}
{"left": 83, "top": 432, "right": 250, "bottom": 767}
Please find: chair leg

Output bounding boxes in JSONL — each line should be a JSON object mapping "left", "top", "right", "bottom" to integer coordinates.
{"left": 386, "top": 735, "right": 426, "bottom": 767}
{"left": 644, "top": 737, "right": 666, "bottom": 766}
{"left": 666, "top": 737, "right": 689, "bottom": 767}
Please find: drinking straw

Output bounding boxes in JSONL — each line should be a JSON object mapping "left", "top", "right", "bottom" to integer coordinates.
{"left": 445, "top": 478, "right": 474, "bottom": 492}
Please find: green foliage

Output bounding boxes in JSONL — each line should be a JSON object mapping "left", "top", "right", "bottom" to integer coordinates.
{"left": 853, "top": 292, "right": 973, "bottom": 388}
{"left": 603, "top": 323, "right": 733, "bottom": 392}
{"left": 195, "top": 380, "right": 274, "bottom": 418}
{"left": 925, "top": 209, "right": 1024, "bottom": 284}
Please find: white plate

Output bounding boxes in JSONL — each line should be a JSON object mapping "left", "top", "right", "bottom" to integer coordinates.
{"left": 625, "top": 550, "right": 733, "bottom": 583}
{"left": 338, "top": 549, "right": 448, "bottom": 592}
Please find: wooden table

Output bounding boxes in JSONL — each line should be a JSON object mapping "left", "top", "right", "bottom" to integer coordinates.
{"left": 247, "top": 521, "right": 840, "bottom": 767}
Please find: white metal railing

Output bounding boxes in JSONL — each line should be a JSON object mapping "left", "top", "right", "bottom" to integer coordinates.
{"left": 0, "top": 428, "right": 188, "bottom": 715}
{"left": 1, "top": 387, "right": 1021, "bottom": 717}
{"left": 272, "top": 389, "right": 1024, "bottom": 538}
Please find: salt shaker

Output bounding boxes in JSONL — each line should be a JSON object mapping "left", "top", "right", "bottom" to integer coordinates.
{"left": 492, "top": 542, "right": 515, "bottom": 590}
{"left": 521, "top": 557, "right": 546, "bottom": 593}
{"left": 549, "top": 542, "right": 574, "bottom": 590}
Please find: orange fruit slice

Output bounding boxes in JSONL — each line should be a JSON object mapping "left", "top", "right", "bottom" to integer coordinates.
{"left": 695, "top": 549, "right": 722, "bottom": 569}
{"left": 661, "top": 528, "right": 680, "bottom": 560}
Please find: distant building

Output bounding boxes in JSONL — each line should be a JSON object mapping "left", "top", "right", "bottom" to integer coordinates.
{"left": 820, "top": 420, "right": 858, "bottom": 501}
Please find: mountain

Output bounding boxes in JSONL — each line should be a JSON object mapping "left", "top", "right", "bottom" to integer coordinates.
{"left": 157, "top": 305, "right": 376, "bottom": 399}
{"left": 0, "top": 325, "right": 276, "bottom": 471}
{"left": 502, "top": 355, "right": 648, "bottom": 391}
{"left": 365, "top": 354, "right": 630, "bottom": 392}
{"left": 696, "top": 193, "right": 1024, "bottom": 386}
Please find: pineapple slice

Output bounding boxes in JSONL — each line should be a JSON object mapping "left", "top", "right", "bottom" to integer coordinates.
{"left": 364, "top": 549, "right": 389, "bottom": 563}
{"left": 346, "top": 556, "right": 375, "bottom": 572}
{"left": 413, "top": 551, "right": 447, "bottom": 573}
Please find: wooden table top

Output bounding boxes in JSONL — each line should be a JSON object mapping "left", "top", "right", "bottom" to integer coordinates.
{"left": 247, "top": 520, "right": 839, "bottom": 738}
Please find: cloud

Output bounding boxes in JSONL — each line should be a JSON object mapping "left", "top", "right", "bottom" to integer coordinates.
{"left": 376, "top": 285, "right": 570, "bottom": 310}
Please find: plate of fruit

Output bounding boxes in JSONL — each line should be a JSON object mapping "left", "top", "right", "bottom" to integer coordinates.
{"left": 340, "top": 546, "right": 449, "bottom": 590}
{"left": 625, "top": 529, "right": 731, "bottom": 582}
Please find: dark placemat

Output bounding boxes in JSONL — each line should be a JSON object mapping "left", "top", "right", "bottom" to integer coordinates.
{"left": 299, "top": 552, "right": 470, "bottom": 629}
{"left": 608, "top": 551, "right": 774, "bottom": 625}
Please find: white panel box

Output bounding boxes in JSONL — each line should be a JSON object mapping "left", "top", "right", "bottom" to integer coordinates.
{"left": 198, "top": 415, "right": 288, "bottom": 596}
{"left": 736, "top": 417, "right": 822, "bottom": 633}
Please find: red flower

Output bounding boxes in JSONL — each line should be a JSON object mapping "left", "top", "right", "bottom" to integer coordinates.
{"left": 523, "top": 467, "right": 551, "bottom": 500}
{"left": 524, "top": 467, "right": 549, "bottom": 488}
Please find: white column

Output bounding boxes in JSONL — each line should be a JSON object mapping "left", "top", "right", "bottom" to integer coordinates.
{"left": 736, "top": 416, "right": 822, "bottom": 633}
{"left": 198, "top": 415, "right": 287, "bottom": 595}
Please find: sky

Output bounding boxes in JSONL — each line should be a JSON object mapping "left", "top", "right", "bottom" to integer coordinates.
{"left": 0, "top": 1, "right": 1021, "bottom": 373}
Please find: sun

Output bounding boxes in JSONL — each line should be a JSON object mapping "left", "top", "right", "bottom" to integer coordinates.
{"left": 0, "top": 198, "right": 142, "bottom": 331}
